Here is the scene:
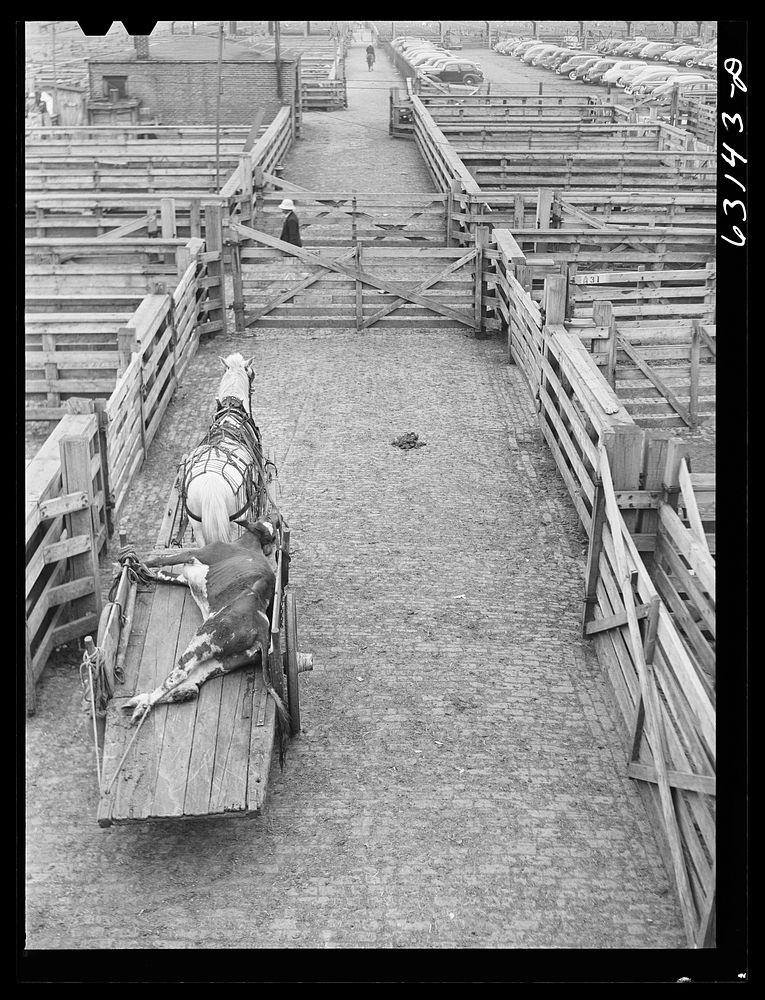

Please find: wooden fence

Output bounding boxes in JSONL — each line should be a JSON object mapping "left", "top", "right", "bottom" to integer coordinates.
{"left": 417, "top": 93, "right": 617, "bottom": 124}
{"left": 25, "top": 414, "right": 106, "bottom": 713}
{"left": 219, "top": 106, "right": 295, "bottom": 221}
{"left": 566, "top": 266, "right": 716, "bottom": 429}
{"left": 447, "top": 189, "right": 716, "bottom": 236}
{"left": 25, "top": 192, "right": 229, "bottom": 241}
{"left": 247, "top": 191, "right": 448, "bottom": 246}
{"left": 448, "top": 148, "right": 716, "bottom": 193}
{"left": 299, "top": 45, "right": 347, "bottom": 110}
{"left": 410, "top": 95, "right": 482, "bottom": 196}
{"left": 25, "top": 232, "right": 220, "bottom": 421}
{"left": 485, "top": 232, "right": 715, "bottom": 945}
{"left": 25, "top": 236, "right": 217, "bottom": 704}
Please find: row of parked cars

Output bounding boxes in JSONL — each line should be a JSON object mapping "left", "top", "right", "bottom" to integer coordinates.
{"left": 493, "top": 36, "right": 716, "bottom": 100}
{"left": 591, "top": 36, "right": 717, "bottom": 70}
{"left": 390, "top": 36, "right": 485, "bottom": 85}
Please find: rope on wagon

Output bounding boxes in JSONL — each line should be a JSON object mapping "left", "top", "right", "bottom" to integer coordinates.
{"left": 79, "top": 643, "right": 107, "bottom": 787}
{"left": 108, "top": 545, "right": 157, "bottom": 603}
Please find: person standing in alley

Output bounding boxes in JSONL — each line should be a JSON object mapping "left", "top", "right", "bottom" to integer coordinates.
{"left": 366, "top": 44, "right": 376, "bottom": 71}
{"left": 278, "top": 199, "right": 302, "bottom": 247}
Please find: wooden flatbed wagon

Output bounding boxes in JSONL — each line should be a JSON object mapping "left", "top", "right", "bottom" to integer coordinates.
{"left": 93, "top": 447, "right": 312, "bottom": 827}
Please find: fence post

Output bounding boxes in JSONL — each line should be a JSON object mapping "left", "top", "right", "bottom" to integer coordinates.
{"left": 543, "top": 273, "right": 567, "bottom": 327}
{"left": 204, "top": 203, "right": 228, "bottom": 337}
{"left": 117, "top": 326, "right": 137, "bottom": 375}
{"left": 474, "top": 225, "right": 490, "bottom": 336}
{"left": 190, "top": 199, "right": 202, "bottom": 239}
{"left": 535, "top": 188, "right": 553, "bottom": 229}
{"left": 176, "top": 245, "right": 192, "bottom": 277}
{"left": 515, "top": 263, "right": 532, "bottom": 297}
{"left": 93, "top": 399, "right": 113, "bottom": 538}
{"left": 446, "top": 178, "right": 461, "bottom": 247}
{"left": 689, "top": 320, "right": 701, "bottom": 426}
{"left": 160, "top": 197, "right": 177, "bottom": 238}
{"left": 239, "top": 154, "right": 254, "bottom": 226}
{"left": 581, "top": 476, "right": 607, "bottom": 634}
{"left": 26, "top": 622, "right": 36, "bottom": 716}
{"left": 231, "top": 230, "right": 245, "bottom": 332}
{"left": 603, "top": 423, "right": 645, "bottom": 535}
{"left": 355, "top": 243, "right": 364, "bottom": 332}
{"left": 592, "top": 300, "right": 617, "bottom": 389}
{"left": 59, "top": 432, "right": 103, "bottom": 629}
{"left": 661, "top": 436, "right": 687, "bottom": 514}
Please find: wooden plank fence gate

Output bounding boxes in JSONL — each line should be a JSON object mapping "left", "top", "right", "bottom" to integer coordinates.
{"left": 230, "top": 221, "right": 486, "bottom": 333}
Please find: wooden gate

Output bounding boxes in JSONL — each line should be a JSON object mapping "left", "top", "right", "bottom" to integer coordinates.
{"left": 230, "top": 222, "right": 482, "bottom": 332}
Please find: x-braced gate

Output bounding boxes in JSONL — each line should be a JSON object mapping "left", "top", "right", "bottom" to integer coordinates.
{"left": 228, "top": 222, "right": 487, "bottom": 333}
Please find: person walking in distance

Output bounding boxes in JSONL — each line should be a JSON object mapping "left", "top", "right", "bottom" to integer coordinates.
{"left": 278, "top": 199, "right": 302, "bottom": 247}
{"left": 366, "top": 44, "right": 376, "bottom": 71}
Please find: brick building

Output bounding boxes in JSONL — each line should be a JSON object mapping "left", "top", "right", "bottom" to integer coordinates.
{"left": 87, "top": 34, "right": 299, "bottom": 125}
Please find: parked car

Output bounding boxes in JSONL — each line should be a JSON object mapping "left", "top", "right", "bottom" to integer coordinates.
{"left": 611, "top": 41, "right": 636, "bottom": 55}
{"left": 683, "top": 47, "right": 715, "bottom": 66}
{"left": 661, "top": 45, "right": 697, "bottom": 62}
{"left": 697, "top": 53, "right": 717, "bottom": 69}
{"left": 517, "top": 43, "right": 550, "bottom": 62}
{"left": 626, "top": 68, "right": 681, "bottom": 94}
{"left": 599, "top": 39, "right": 624, "bottom": 53}
{"left": 504, "top": 38, "right": 532, "bottom": 55}
{"left": 524, "top": 44, "right": 560, "bottom": 64}
{"left": 616, "top": 63, "right": 657, "bottom": 87}
{"left": 559, "top": 54, "right": 599, "bottom": 76}
{"left": 512, "top": 40, "right": 544, "bottom": 57}
{"left": 618, "top": 64, "right": 675, "bottom": 89}
{"left": 570, "top": 57, "right": 603, "bottom": 80}
{"left": 639, "top": 42, "right": 680, "bottom": 59}
{"left": 650, "top": 74, "right": 711, "bottom": 98}
{"left": 601, "top": 60, "right": 647, "bottom": 84}
{"left": 422, "top": 59, "right": 484, "bottom": 85}
{"left": 535, "top": 47, "right": 569, "bottom": 68}
{"left": 409, "top": 50, "right": 452, "bottom": 66}
{"left": 548, "top": 49, "right": 581, "bottom": 70}
{"left": 583, "top": 58, "right": 621, "bottom": 83}
{"left": 622, "top": 38, "right": 650, "bottom": 57}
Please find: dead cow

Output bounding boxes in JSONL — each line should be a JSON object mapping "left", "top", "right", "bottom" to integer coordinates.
{"left": 123, "top": 513, "right": 288, "bottom": 725}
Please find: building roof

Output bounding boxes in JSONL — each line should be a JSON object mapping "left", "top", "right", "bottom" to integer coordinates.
{"left": 89, "top": 34, "right": 297, "bottom": 63}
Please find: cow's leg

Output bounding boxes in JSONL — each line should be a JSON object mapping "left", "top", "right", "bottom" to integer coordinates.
{"left": 144, "top": 546, "right": 200, "bottom": 568}
{"left": 153, "top": 567, "right": 189, "bottom": 587}
{"left": 123, "top": 626, "right": 224, "bottom": 721}
{"left": 122, "top": 595, "right": 268, "bottom": 722}
{"left": 163, "top": 642, "right": 266, "bottom": 703}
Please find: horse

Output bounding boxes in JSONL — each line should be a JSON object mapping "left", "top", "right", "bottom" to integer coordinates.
{"left": 180, "top": 352, "right": 264, "bottom": 547}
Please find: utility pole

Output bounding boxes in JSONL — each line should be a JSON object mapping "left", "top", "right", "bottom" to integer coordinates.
{"left": 274, "top": 19, "right": 283, "bottom": 101}
{"left": 215, "top": 21, "right": 224, "bottom": 190}
{"left": 51, "top": 21, "right": 59, "bottom": 125}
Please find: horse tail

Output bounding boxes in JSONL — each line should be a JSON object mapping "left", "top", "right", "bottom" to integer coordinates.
{"left": 198, "top": 475, "right": 233, "bottom": 545}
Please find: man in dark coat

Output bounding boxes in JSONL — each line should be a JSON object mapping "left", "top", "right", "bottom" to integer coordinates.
{"left": 278, "top": 198, "right": 302, "bottom": 247}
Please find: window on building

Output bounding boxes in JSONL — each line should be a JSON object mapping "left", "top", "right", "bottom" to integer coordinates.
{"left": 102, "top": 75, "right": 128, "bottom": 99}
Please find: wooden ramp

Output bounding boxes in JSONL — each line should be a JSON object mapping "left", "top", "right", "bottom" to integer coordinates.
{"left": 97, "top": 581, "right": 276, "bottom": 826}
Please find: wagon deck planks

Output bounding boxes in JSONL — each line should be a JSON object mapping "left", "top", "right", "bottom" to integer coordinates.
{"left": 97, "top": 511, "right": 276, "bottom": 827}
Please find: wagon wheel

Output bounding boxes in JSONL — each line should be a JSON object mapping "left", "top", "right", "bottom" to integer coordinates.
{"left": 283, "top": 592, "right": 301, "bottom": 736}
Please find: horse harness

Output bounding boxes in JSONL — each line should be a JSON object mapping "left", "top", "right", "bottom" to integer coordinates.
{"left": 179, "top": 396, "right": 272, "bottom": 524}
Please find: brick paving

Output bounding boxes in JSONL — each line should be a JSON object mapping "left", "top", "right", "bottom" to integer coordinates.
{"left": 24, "top": 41, "right": 687, "bottom": 950}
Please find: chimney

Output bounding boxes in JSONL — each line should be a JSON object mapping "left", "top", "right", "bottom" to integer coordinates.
{"left": 134, "top": 35, "right": 150, "bottom": 60}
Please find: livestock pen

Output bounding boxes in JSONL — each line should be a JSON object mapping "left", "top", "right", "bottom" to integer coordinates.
{"left": 24, "top": 44, "right": 720, "bottom": 951}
